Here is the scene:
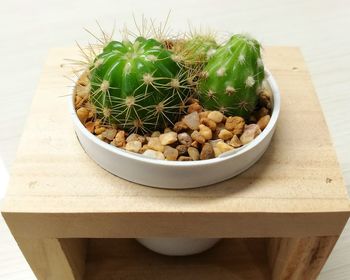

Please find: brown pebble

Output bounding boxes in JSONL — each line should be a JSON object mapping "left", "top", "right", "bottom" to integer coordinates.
{"left": 225, "top": 116, "right": 245, "bottom": 135}
{"left": 199, "top": 124, "right": 213, "bottom": 140}
{"left": 208, "top": 111, "right": 224, "bottom": 123}
{"left": 199, "top": 111, "right": 210, "bottom": 119}
{"left": 218, "top": 129, "right": 233, "bottom": 141}
{"left": 151, "top": 131, "right": 161, "bottom": 137}
{"left": 178, "top": 132, "right": 192, "bottom": 147}
{"left": 113, "top": 131, "right": 126, "bottom": 147}
{"left": 183, "top": 111, "right": 200, "bottom": 130}
{"left": 240, "top": 124, "right": 261, "bottom": 145}
{"left": 125, "top": 141, "right": 142, "bottom": 153}
{"left": 95, "top": 127, "right": 106, "bottom": 135}
{"left": 102, "top": 128, "right": 117, "bottom": 141}
{"left": 188, "top": 147, "right": 200, "bottom": 160}
{"left": 257, "top": 115, "right": 271, "bottom": 131}
{"left": 255, "top": 107, "right": 269, "bottom": 120}
{"left": 159, "top": 132, "right": 178, "bottom": 145}
{"left": 85, "top": 121, "right": 95, "bottom": 133}
{"left": 164, "top": 146, "right": 179, "bottom": 161}
{"left": 147, "top": 137, "right": 165, "bottom": 152}
{"left": 173, "top": 121, "right": 188, "bottom": 133}
{"left": 126, "top": 133, "right": 146, "bottom": 144}
{"left": 191, "top": 141, "right": 200, "bottom": 149}
{"left": 176, "top": 144, "right": 188, "bottom": 155}
{"left": 200, "top": 143, "right": 215, "bottom": 160}
{"left": 200, "top": 117, "right": 216, "bottom": 131}
{"left": 76, "top": 107, "right": 89, "bottom": 123}
{"left": 259, "top": 89, "right": 272, "bottom": 109}
{"left": 188, "top": 103, "right": 203, "bottom": 114}
{"left": 178, "top": 156, "right": 192, "bottom": 161}
{"left": 191, "top": 130, "right": 206, "bottom": 144}
{"left": 229, "top": 135, "right": 243, "bottom": 148}
{"left": 164, "top": 127, "right": 173, "bottom": 133}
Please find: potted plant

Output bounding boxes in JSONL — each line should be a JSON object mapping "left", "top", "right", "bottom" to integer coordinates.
{"left": 69, "top": 20, "right": 280, "bottom": 255}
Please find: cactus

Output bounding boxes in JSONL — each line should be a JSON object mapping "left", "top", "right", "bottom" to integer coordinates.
{"left": 171, "top": 35, "right": 218, "bottom": 66}
{"left": 89, "top": 36, "right": 191, "bottom": 133}
{"left": 198, "top": 34, "right": 265, "bottom": 119}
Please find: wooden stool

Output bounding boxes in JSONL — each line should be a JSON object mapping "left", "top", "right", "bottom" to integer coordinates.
{"left": 2, "top": 47, "right": 349, "bottom": 280}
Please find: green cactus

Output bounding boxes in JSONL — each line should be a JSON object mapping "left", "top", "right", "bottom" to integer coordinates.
{"left": 198, "top": 34, "right": 265, "bottom": 119}
{"left": 89, "top": 36, "right": 190, "bottom": 133}
{"left": 171, "top": 35, "right": 218, "bottom": 66}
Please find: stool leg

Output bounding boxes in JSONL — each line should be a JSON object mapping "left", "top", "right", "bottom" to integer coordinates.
{"left": 268, "top": 236, "right": 338, "bottom": 280}
{"left": 14, "top": 236, "right": 87, "bottom": 280}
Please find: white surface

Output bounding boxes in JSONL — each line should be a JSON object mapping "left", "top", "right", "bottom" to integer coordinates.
{"left": 71, "top": 71, "right": 279, "bottom": 189}
{"left": 136, "top": 238, "right": 220, "bottom": 256}
{"left": 0, "top": 0, "right": 349, "bottom": 279}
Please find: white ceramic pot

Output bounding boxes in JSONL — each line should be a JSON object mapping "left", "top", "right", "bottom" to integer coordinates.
{"left": 136, "top": 238, "right": 220, "bottom": 256}
{"left": 69, "top": 70, "right": 280, "bottom": 189}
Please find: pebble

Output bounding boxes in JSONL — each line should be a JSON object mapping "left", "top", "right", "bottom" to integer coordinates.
{"left": 126, "top": 133, "right": 146, "bottom": 144}
{"left": 188, "top": 147, "right": 200, "bottom": 160}
{"left": 259, "top": 89, "right": 272, "bottom": 109}
{"left": 255, "top": 107, "right": 269, "bottom": 120}
{"left": 240, "top": 124, "right": 261, "bottom": 145}
{"left": 178, "top": 156, "right": 192, "bottom": 161}
{"left": 102, "top": 128, "right": 117, "bottom": 141}
{"left": 200, "top": 143, "right": 215, "bottom": 160}
{"left": 229, "top": 135, "right": 243, "bottom": 148}
{"left": 183, "top": 111, "right": 200, "bottom": 130}
{"left": 176, "top": 145, "right": 188, "bottom": 155}
{"left": 208, "top": 111, "right": 224, "bottom": 123}
{"left": 199, "top": 124, "right": 213, "bottom": 140}
{"left": 188, "top": 103, "right": 203, "bottom": 114}
{"left": 95, "top": 127, "right": 106, "bottom": 135}
{"left": 113, "top": 131, "right": 126, "bottom": 147}
{"left": 257, "top": 115, "right": 270, "bottom": 131}
{"left": 173, "top": 121, "right": 188, "bottom": 132}
{"left": 178, "top": 132, "right": 192, "bottom": 147}
{"left": 199, "top": 111, "right": 210, "bottom": 119}
{"left": 164, "top": 127, "right": 173, "bottom": 133}
{"left": 125, "top": 141, "right": 142, "bottom": 153}
{"left": 147, "top": 137, "right": 165, "bottom": 152}
{"left": 159, "top": 131, "right": 178, "bottom": 145}
{"left": 225, "top": 116, "right": 245, "bottom": 135}
{"left": 191, "top": 130, "right": 206, "bottom": 144}
{"left": 85, "top": 121, "right": 95, "bottom": 133}
{"left": 218, "top": 129, "right": 233, "bottom": 141}
{"left": 216, "top": 141, "right": 233, "bottom": 153}
{"left": 164, "top": 146, "right": 179, "bottom": 161}
{"left": 77, "top": 107, "right": 89, "bottom": 123}
{"left": 143, "top": 149, "right": 165, "bottom": 160}
{"left": 191, "top": 141, "right": 200, "bottom": 149}
{"left": 200, "top": 117, "right": 216, "bottom": 131}
{"left": 151, "top": 131, "right": 161, "bottom": 137}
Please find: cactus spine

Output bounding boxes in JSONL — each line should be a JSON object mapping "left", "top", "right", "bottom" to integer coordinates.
{"left": 198, "top": 34, "right": 264, "bottom": 119}
{"left": 89, "top": 37, "right": 190, "bottom": 133}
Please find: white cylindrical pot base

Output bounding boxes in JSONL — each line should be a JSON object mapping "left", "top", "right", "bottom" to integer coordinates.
{"left": 136, "top": 238, "right": 221, "bottom": 256}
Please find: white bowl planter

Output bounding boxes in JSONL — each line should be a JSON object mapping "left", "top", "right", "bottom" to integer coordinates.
{"left": 69, "top": 70, "right": 280, "bottom": 256}
{"left": 69, "top": 70, "right": 280, "bottom": 190}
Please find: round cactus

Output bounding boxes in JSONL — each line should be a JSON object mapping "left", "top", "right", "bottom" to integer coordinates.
{"left": 198, "top": 34, "right": 265, "bottom": 119}
{"left": 89, "top": 37, "right": 190, "bottom": 133}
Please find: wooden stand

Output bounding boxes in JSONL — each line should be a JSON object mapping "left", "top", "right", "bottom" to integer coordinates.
{"left": 1, "top": 47, "right": 349, "bottom": 280}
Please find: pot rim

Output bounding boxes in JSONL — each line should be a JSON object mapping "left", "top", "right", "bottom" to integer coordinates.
{"left": 69, "top": 69, "right": 280, "bottom": 167}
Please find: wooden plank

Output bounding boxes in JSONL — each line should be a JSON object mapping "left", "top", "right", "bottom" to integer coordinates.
{"left": 85, "top": 238, "right": 271, "bottom": 280}
{"left": 268, "top": 236, "right": 339, "bottom": 280}
{"left": 2, "top": 212, "right": 349, "bottom": 239}
{"left": 13, "top": 237, "right": 87, "bottom": 280}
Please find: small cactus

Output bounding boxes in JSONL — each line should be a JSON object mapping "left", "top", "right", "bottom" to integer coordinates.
{"left": 89, "top": 36, "right": 191, "bottom": 133}
{"left": 198, "top": 34, "right": 265, "bottom": 119}
{"left": 171, "top": 35, "right": 218, "bottom": 66}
